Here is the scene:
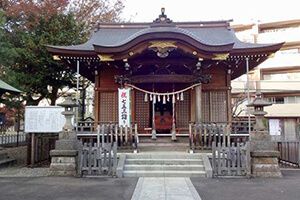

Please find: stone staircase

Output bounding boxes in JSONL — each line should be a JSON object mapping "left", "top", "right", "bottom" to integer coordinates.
{"left": 0, "top": 149, "right": 16, "bottom": 168}
{"left": 121, "top": 152, "right": 208, "bottom": 177}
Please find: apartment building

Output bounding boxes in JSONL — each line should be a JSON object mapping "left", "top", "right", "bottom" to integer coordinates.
{"left": 231, "top": 20, "right": 300, "bottom": 140}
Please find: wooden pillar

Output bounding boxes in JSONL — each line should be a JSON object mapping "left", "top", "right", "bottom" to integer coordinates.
{"left": 151, "top": 98, "right": 156, "bottom": 140}
{"left": 94, "top": 72, "right": 100, "bottom": 122}
{"left": 31, "top": 133, "right": 35, "bottom": 166}
{"left": 171, "top": 99, "right": 176, "bottom": 141}
{"left": 195, "top": 84, "right": 202, "bottom": 123}
{"left": 131, "top": 90, "right": 135, "bottom": 124}
{"left": 226, "top": 71, "right": 232, "bottom": 123}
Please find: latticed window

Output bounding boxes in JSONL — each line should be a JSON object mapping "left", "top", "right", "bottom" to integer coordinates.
{"left": 99, "top": 92, "right": 117, "bottom": 122}
{"left": 176, "top": 92, "right": 190, "bottom": 127}
{"left": 202, "top": 90, "right": 228, "bottom": 122}
{"left": 135, "top": 91, "right": 149, "bottom": 130}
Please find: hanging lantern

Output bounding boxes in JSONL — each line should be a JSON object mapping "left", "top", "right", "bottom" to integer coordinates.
{"left": 163, "top": 95, "right": 166, "bottom": 104}
{"left": 144, "top": 93, "right": 148, "bottom": 102}
{"left": 177, "top": 93, "right": 180, "bottom": 100}
{"left": 172, "top": 94, "right": 175, "bottom": 102}
{"left": 150, "top": 94, "right": 153, "bottom": 101}
{"left": 180, "top": 92, "right": 184, "bottom": 101}
{"left": 167, "top": 94, "right": 170, "bottom": 102}
{"left": 158, "top": 95, "right": 161, "bottom": 102}
{"left": 153, "top": 95, "right": 156, "bottom": 104}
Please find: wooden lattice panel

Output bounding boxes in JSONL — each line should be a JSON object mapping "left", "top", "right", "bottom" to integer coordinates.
{"left": 210, "top": 91, "right": 227, "bottom": 122}
{"left": 99, "top": 92, "right": 117, "bottom": 122}
{"left": 176, "top": 92, "right": 190, "bottom": 128}
{"left": 201, "top": 92, "right": 210, "bottom": 122}
{"left": 135, "top": 91, "right": 149, "bottom": 130}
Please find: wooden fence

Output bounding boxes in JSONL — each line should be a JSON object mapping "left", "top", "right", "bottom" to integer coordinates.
{"left": 27, "top": 133, "right": 58, "bottom": 166}
{"left": 79, "top": 142, "right": 117, "bottom": 176}
{"left": 79, "top": 125, "right": 118, "bottom": 176}
{"left": 278, "top": 141, "right": 300, "bottom": 167}
{"left": 189, "top": 122, "right": 250, "bottom": 150}
{"left": 0, "top": 133, "right": 27, "bottom": 147}
{"left": 212, "top": 141, "right": 251, "bottom": 177}
{"left": 77, "top": 122, "right": 139, "bottom": 150}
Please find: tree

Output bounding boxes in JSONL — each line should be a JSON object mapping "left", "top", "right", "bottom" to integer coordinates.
{"left": 0, "top": 9, "right": 17, "bottom": 69}
{"left": 232, "top": 93, "right": 247, "bottom": 119}
{"left": 0, "top": 0, "right": 124, "bottom": 106}
{"left": 70, "top": 0, "right": 124, "bottom": 30}
{"left": 3, "top": 14, "right": 85, "bottom": 105}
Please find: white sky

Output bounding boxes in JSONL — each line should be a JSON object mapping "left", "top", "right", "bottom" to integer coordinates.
{"left": 121, "top": 0, "right": 300, "bottom": 24}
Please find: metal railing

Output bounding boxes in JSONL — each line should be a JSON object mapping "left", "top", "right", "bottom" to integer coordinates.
{"left": 0, "top": 132, "right": 27, "bottom": 146}
{"left": 278, "top": 140, "right": 300, "bottom": 167}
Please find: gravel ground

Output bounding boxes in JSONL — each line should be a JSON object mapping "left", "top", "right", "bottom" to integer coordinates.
{"left": 0, "top": 166, "right": 50, "bottom": 177}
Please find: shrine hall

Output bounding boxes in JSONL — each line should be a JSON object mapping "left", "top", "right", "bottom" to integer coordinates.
{"left": 47, "top": 9, "right": 283, "bottom": 140}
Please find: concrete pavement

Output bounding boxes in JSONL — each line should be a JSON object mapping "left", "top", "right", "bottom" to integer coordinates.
{"left": 0, "top": 170, "right": 299, "bottom": 200}
{"left": 0, "top": 177, "right": 138, "bottom": 200}
{"left": 191, "top": 170, "right": 300, "bottom": 200}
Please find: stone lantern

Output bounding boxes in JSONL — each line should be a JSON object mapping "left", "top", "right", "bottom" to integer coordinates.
{"left": 247, "top": 93, "right": 271, "bottom": 132}
{"left": 247, "top": 93, "right": 281, "bottom": 177}
{"left": 49, "top": 93, "right": 80, "bottom": 176}
{"left": 57, "top": 95, "right": 78, "bottom": 140}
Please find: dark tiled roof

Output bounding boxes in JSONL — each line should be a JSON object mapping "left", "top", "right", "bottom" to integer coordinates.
{"left": 48, "top": 21, "right": 284, "bottom": 52}
{"left": 47, "top": 24, "right": 277, "bottom": 52}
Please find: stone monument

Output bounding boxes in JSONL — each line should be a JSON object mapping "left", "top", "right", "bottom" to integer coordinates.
{"left": 49, "top": 94, "right": 79, "bottom": 176}
{"left": 247, "top": 93, "right": 282, "bottom": 177}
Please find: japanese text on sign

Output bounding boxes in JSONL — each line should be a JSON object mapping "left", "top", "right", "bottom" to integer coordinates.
{"left": 118, "top": 88, "right": 131, "bottom": 127}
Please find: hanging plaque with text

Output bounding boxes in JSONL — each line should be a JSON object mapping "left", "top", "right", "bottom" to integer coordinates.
{"left": 118, "top": 88, "right": 131, "bottom": 127}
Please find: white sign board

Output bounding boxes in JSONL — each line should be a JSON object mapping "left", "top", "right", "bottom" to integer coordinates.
{"left": 25, "top": 106, "right": 65, "bottom": 133}
{"left": 118, "top": 88, "right": 131, "bottom": 127}
{"left": 269, "top": 119, "right": 281, "bottom": 136}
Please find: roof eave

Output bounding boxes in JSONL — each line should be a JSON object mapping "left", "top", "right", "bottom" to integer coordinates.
{"left": 46, "top": 45, "right": 97, "bottom": 57}
{"left": 231, "top": 42, "right": 285, "bottom": 55}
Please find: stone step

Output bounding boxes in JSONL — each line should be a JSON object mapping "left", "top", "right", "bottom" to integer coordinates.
{"left": 125, "top": 153, "right": 202, "bottom": 159}
{"left": 124, "top": 164, "right": 205, "bottom": 171}
{"left": 138, "top": 144, "right": 189, "bottom": 152}
{"left": 123, "top": 170, "right": 206, "bottom": 177}
{"left": 139, "top": 146, "right": 189, "bottom": 152}
{"left": 125, "top": 158, "right": 204, "bottom": 165}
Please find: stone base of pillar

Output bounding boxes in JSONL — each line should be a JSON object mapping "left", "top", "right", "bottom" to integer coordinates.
{"left": 151, "top": 129, "right": 157, "bottom": 140}
{"left": 171, "top": 129, "right": 177, "bottom": 141}
{"left": 250, "top": 131, "right": 282, "bottom": 177}
{"left": 49, "top": 149, "right": 78, "bottom": 176}
{"left": 251, "top": 151, "right": 282, "bottom": 177}
{"left": 49, "top": 138, "right": 79, "bottom": 177}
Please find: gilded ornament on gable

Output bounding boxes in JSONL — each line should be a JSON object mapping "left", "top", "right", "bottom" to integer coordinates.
{"left": 98, "top": 54, "right": 114, "bottom": 61}
{"left": 148, "top": 41, "right": 177, "bottom": 58}
{"left": 212, "top": 53, "right": 229, "bottom": 60}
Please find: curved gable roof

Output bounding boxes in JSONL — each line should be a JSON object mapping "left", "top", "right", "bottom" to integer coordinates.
{"left": 46, "top": 11, "right": 283, "bottom": 57}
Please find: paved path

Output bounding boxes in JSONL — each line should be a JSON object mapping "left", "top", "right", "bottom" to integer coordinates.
{"left": 0, "top": 177, "right": 138, "bottom": 200}
{"left": 131, "top": 177, "right": 201, "bottom": 200}
{"left": 191, "top": 170, "right": 300, "bottom": 200}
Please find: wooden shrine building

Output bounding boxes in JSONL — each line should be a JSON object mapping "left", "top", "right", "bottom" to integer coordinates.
{"left": 47, "top": 9, "right": 283, "bottom": 139}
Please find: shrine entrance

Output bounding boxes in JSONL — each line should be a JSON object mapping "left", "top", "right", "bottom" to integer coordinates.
{"left": 47, "top": 9, "right": 283, "bottom": 145}
{"left": 152, "top": 99, "right": 173, "bottom": 133}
